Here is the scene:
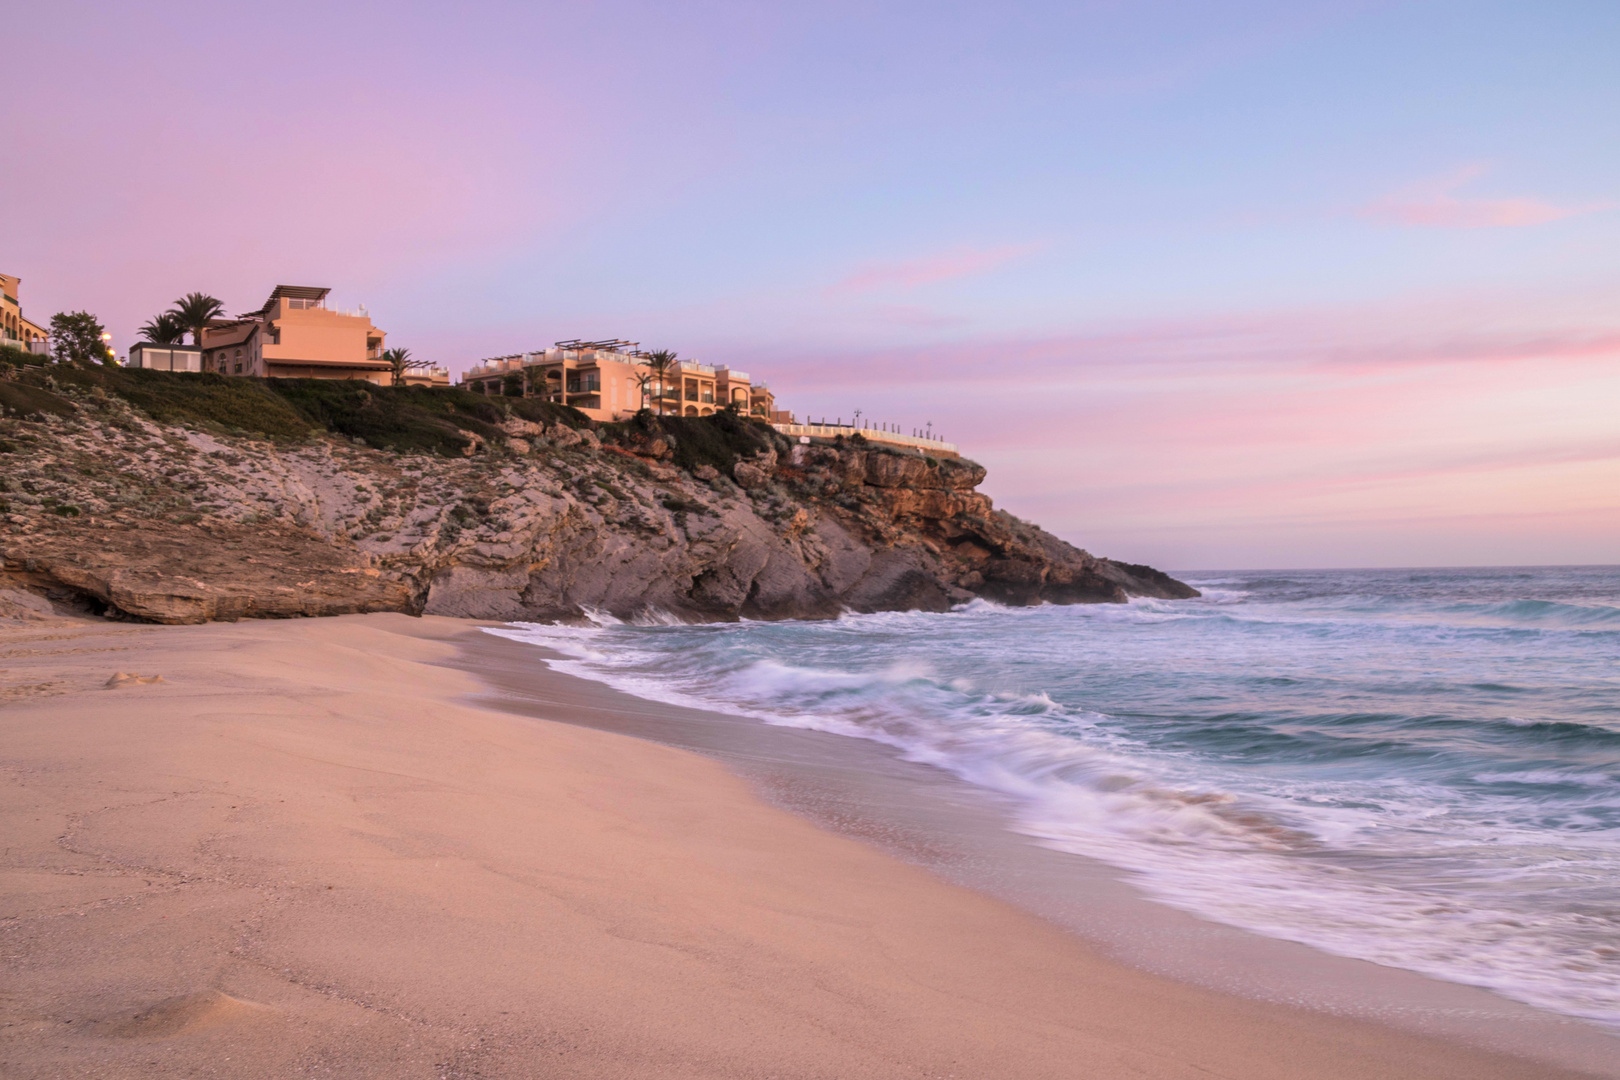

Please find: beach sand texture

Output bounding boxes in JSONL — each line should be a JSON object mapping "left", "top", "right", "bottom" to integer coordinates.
{"left": 0, "top": 613, "right": 1598, "bottom": 1078}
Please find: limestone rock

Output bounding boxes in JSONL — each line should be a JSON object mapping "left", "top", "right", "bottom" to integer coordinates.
{"left": 0, "top": 405, "right": 1196, "bottom": 625}
{"left": 732, "top": 461, "right": 770, "bottom": 490}
{"left": 500, "top": 418, "right": 545, "bottom": 438}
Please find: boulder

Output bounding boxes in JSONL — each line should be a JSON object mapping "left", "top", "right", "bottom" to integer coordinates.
{"left": 732, "top": 461, "right": 771, "bottom": 490}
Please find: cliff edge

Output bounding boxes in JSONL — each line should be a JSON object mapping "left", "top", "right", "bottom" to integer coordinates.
{"left": 0, "top": 366, "right": 1197, "bottom": 624}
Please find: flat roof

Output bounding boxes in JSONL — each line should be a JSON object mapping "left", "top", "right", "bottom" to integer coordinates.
{"left": 242, "top": 285, "right": 332, "bottom": 317}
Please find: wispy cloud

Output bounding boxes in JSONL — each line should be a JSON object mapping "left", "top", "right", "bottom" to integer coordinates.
{"left": 1361, "top": 164, "right": 1610, "bottom": 229}
{"left": 824, "top": 242, "right": 1044, "bottom": 296}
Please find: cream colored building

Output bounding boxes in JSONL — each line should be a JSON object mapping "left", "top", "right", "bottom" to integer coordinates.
{"left": 203, "top": 285, "right": 389, "bottom": 382}
{"left": 1, "top": 273, "right": 50, "bottom": 351}
{"left": 402, "top": 366, "right": 451, "bottom": 388}
{"left": 459, "top": 341, "right": 777, "bottom": 423}
{"left": 128, "top": 343, "right": 203, "bottom": 372}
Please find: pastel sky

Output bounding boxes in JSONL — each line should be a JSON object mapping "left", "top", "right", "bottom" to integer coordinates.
{"left": 5, "top": 1, "right": 1618, "bottom": 570}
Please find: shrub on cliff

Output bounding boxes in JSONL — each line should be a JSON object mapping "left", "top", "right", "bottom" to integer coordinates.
{"left": 504, "top": 397, "right": 591, "bottom": 429}
{"left": 268, "top": 381, "right": 499, "bottom": 455}
{"left": 46, "top": 366, "right": 313, "bottom": 439}
{"left": 265, "top": 381, "right": 585, "bottom": 455}
{"left": 603, "top": 410, "right": 783, "bottom": 473}
{"left": 0, "top": 343, "right": 48, "bottom": 369}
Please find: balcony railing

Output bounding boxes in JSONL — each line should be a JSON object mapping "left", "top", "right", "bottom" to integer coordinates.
{"left": 772, "top": 422, "right": 958, "bottom": 456}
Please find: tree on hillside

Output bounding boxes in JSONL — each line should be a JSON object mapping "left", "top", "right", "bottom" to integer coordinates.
{"left": 49, "top": 311, "right": 112, "bottom": 366}
{"left": 384, "top": 346, "right": 412, "bottom": 387}
{"left": 138, "top": 311, "right": 188, "bottom": 344}
{"left": 169, "top": 292, "right": 226, "bottom": 346}
{"left": 644, "top": 349, "right": 678, "bottom": 416}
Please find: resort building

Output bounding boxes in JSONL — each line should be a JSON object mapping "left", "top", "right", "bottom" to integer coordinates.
{"left": 202, "top": 285, "right": 390, "bottom": 383}
{"left": 401, "top": 365, "right": 451, "bottom": 388}
{"left": 0, "top": 273, "right": 50, "bottom": 352}
{"left": 127, "top": 342, "right": 202, "bottom": 372}
{"left": 458, "top": 340, "right": 778, "bottom": 424}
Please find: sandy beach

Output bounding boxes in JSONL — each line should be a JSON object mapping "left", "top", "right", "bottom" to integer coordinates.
{"left": 0, "top": 611, "right": 1606, "bottom": 1079}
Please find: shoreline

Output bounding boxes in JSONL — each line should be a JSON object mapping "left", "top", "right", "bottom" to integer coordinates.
{"left": 0, "top": 611, "right": 1609, "bottom": 1078}
{"left": 453, "top": 622, "right": 1620, "bottom": 1075}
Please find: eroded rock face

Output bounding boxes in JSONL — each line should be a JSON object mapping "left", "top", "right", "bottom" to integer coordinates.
{"left": 0, "top": 412, "right": 1196, "bottom": 624}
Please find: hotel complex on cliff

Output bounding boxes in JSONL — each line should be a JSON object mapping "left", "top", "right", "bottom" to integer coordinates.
{"left": 458, "top": 340, "right": 784, "bottom": 424}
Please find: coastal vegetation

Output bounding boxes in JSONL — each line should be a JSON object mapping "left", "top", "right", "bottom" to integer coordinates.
{"left": 46, "top": 311, "right": 113, "bottom": 365}
{"left": 0, "top": 358, "right": 587, "bottom": 450}
{"left": 384, "top": 346, "right": 412, "bottom": 386}
{"left": 643, "top": 349, "right": 679, "bottom": 415}
{"left": 169, "top": 291, "right": 226, "bottom": 346}
{"left": 137, "top": 311, "right": 188, "bottom": 345}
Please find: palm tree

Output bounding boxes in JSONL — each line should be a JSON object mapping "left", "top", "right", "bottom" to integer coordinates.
{"left": 137, "top": 311, "right": 188, "bottom": 344}
{"left": 644, "top": 349, "right": 678, "bottom": 416}
{"left": 383, "top": 346, "right": 412, "bottom": 387}
{"left": 169, "top": 292, "right": 226, "bottom": 347}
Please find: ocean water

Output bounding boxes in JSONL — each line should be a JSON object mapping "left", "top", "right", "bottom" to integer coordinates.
{"left": 490, "top": 566, "right": 1620, "bottom": 1029}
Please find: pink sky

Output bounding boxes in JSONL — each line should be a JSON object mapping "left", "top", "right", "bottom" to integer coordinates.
{"left": 5, "top": 1, "right": 1618, "bottom": 570}
{"left": 751, "top": 291, "right": 1620, "bottom": 569}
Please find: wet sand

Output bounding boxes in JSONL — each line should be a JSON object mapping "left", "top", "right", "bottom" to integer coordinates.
{"left": 0, "top": 611, "right": 1608, "bottom": 1078}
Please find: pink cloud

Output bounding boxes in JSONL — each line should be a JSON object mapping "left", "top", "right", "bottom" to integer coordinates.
{"left": 1361, "top": 164, "right": 1611, "bottom": 229}
{"left": 825, "top": 243, "right": 1044, "bottom": 296}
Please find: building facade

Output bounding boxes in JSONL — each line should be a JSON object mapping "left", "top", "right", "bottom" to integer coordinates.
{"left": 401, "top": 366, "right": 451, "bottom": 388}
{"left": 203, "top": 285, "right": 390, "bottom": 383}
{"left": 127, "top": 343, "right": 203, "bottom": 372}
{"left": 0, "top": 273, "right": 50, "bottom": 351}
{"left": 458, "top": 341, "right": 777, "bottom": 423}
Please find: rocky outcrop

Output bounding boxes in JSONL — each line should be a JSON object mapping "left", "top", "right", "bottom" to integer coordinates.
{"left": 0, "top": 403, "right": 1195, "bottom": 624}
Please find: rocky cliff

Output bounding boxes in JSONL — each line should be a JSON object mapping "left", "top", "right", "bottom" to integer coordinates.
{"left": 0, "top": 372, "right": 1196, "bottom": 624}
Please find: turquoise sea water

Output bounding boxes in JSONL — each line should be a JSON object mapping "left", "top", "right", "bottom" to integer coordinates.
{"left": 493, "top": 566, "right": 1620, "bottom": 1029}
